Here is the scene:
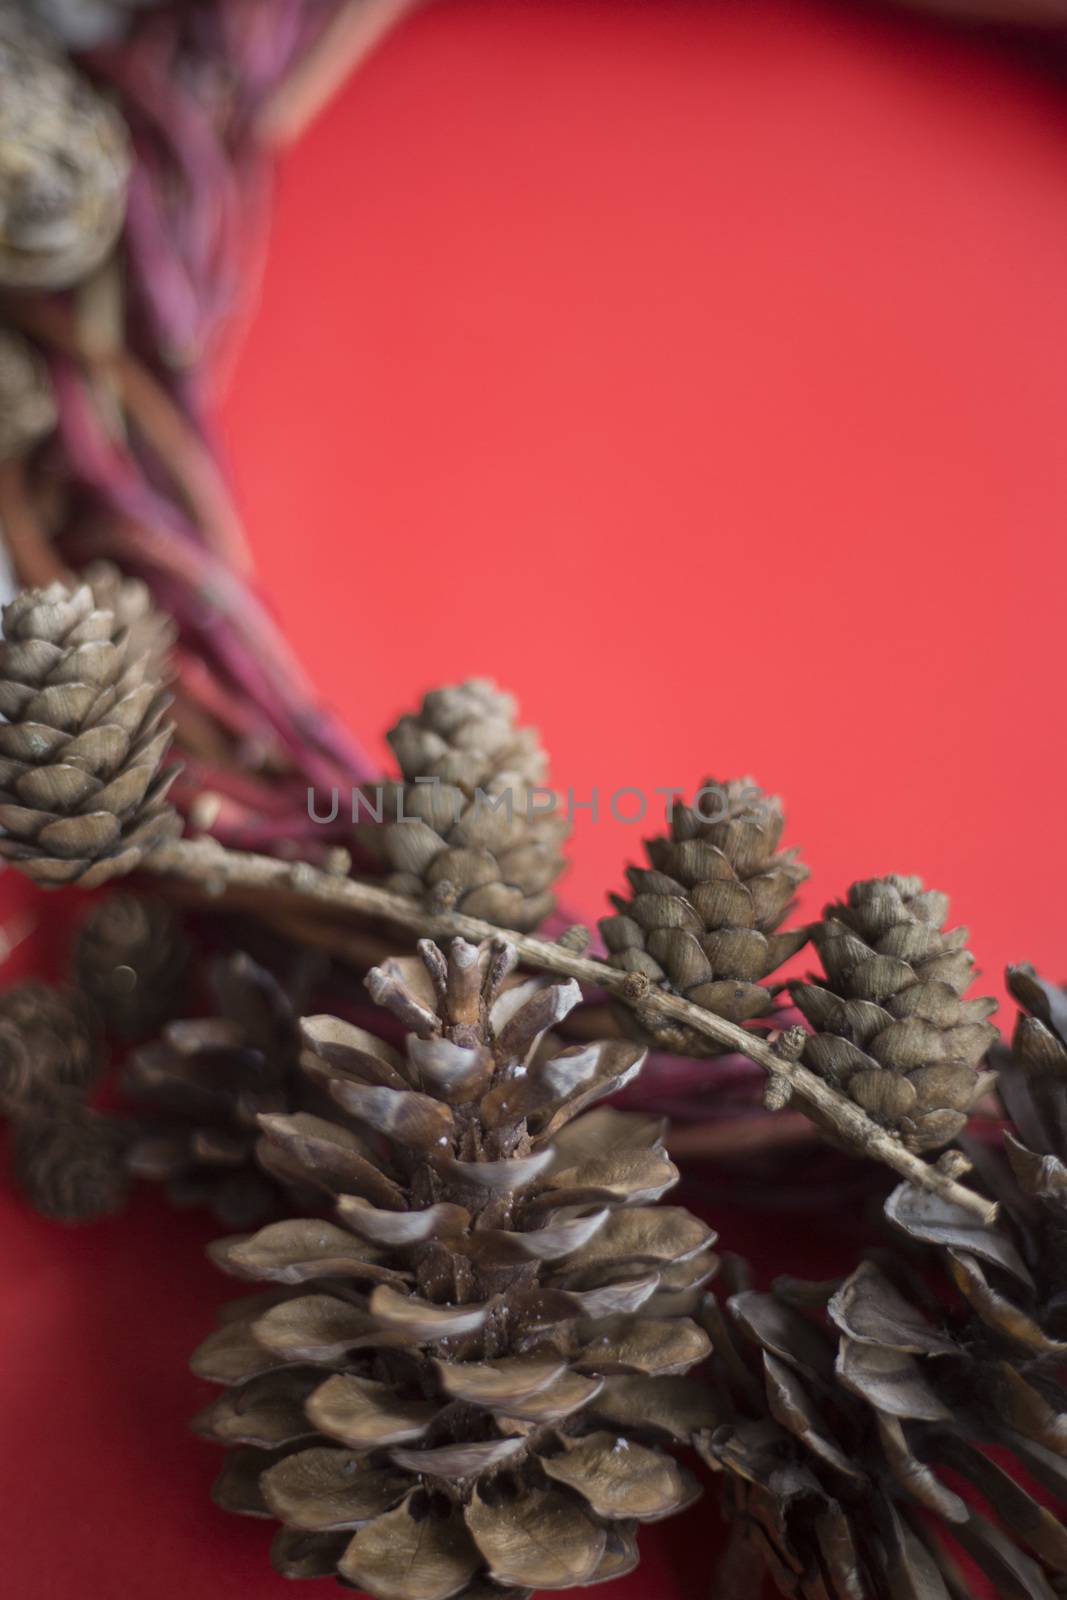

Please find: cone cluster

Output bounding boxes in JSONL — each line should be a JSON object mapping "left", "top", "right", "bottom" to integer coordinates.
{"left": 366, "top": 680, "right": 569, "bottom": 933}
{"left": 192, "top": 936, "right": 717, "bottom": 1598}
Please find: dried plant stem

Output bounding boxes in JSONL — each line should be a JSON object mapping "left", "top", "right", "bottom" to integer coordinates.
{"left": 143, "top": 836, "right": 997, "bottom": 1222}
{"left": 0, "top": 461, "right": 67, "bottom": 588}
{"left": 256, "top": 0, "right": 427, "bottom": 147}
{"left": 3, "top": 296, "right": 253, "bottom": 574}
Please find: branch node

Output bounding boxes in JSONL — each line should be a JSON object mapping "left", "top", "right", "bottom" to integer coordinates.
{"left": 427, "top": 880, "right": 458, "bottom": 915}
{"left": 935, "top": 1148, "right": 973, "bottom": 1180}
{"left": 189, "top": 791, "right": 222, "bottom": 832}
{"left": 137, "top": 837, "right": 999, "bottom": 1224}
{"left": 323, "top": 846, "right": 352, "bottom": 878}
{"left": 286, "top": 862, "right": 319, "bottom": 894}
{"left": 771, "top": 1024, "right": 807, "bottom": 1064}
{"left": 763, "top": 1073, "right": 794, "bottom": 1112}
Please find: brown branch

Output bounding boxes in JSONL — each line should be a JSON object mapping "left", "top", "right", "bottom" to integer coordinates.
{"left": 255, "top": 0, "right": 427, "bottom": 147}
{"left": 0, "top": 460, "right": 70, "bottom": 588}
{"left": 142, "top": 836, "right": 998, "bottom": 1223}
{"left": 112, "top": 351, "right": 254, "bottom": 575}
{"left": 2, "top": 297, "right": 253, "bottom": 576}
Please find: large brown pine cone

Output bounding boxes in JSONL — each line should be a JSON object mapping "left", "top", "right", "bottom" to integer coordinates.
{"left": 0, "top": 327, "right": 55, "bottom": 462}
{"left": 698, "top": 1073, "right": 1067, "bottom": 1600}
{"left": 9, "top": 1102, "right": 129, "bottom": 1221}
{"left": 789, "top": 875, "right": 998, "bottom": 1155}
{"left": 192, "top": 937, "right": 717, "bottom": 1598}
{"left": 0, "top": 13, "right": 129, "bottom": 288}
{"left": 0, "top": 978, "right": 98, "bottom": 1116}
{"left": 73, "top": 892, "right": 189, "bottom": 1040}
{"left": 599, "top": 779, "right": 809, "bottom": 1056}
{"left": 124, "top": 951, "right": 307, "bottom": 1229}
{"left": 0, "top": 581, "right": 180, "bottom": 887}
{"left": 362, "top": 680, "right": 570, "bottom": 933}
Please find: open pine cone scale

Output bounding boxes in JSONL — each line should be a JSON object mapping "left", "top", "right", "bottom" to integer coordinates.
{"left": 192, "top": 937, "right": 718, "bottom": 1598}
{"left": 698, "top": 1120, "right": 1067, "bottom": 1600}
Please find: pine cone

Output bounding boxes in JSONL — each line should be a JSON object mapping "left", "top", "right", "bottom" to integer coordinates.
{"left": 698, "top": 1091, "right": 1067, "bottom": 1600}
{"left": 73, "top": 892, "right": 189, "bottom": 1040}
{"left": 192, "top": 937, "right": 718, "bottom": 1598}
{"left": 1004, "top": 962, "right": 1067, "bottom": 1079}
{"left": 363, "top": 679, "right": 569, "bottom": 932}
{"left": 15, "top": 0, "right": 163, "bottom": 49}
{"left": 124, "top": 952, "right": 305, "bottom": 1229}
{"left": 0, "top": 580, "right": 181, "bottom": 887}
{"left": 0, "top": 13, "right": 129, "bottom": 289}
{"left": 9, "top": 1102, "right": 129, "bottom": 1221}
{"left": 599, "top": 779, "right": 809, "bottom": 1056}
{"left": 0, "top": 327, "right": 55, "bottom": 461}
{"left": 0, "top": 978, "right": 98, "bottom": 1116}
{"left": 789, "top": 875, "right": 998, "bottom": 1155}
{"left": 83, "top": 561, "right": 177, "bottom": 678}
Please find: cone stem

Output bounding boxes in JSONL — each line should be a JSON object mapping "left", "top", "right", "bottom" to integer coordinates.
{"left": 141, "top": 835, "right": 997, "bottom": 1223}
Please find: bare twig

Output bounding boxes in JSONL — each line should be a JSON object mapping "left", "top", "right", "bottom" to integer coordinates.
{"left": 0, "top": 461, "right": 68, "bottom": 588}
{"left": 255, "top": 0, "right": 427, "bottom": 147}
{"left": 141, "top": 836, "right": 998, "bottom": 1222}
{"left": 3, "top": 297, "right": 253, "bottom": 575}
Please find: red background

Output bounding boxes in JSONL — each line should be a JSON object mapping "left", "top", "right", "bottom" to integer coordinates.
{"left": 5, "top": 0, "right": 1067, "bottom": 1594}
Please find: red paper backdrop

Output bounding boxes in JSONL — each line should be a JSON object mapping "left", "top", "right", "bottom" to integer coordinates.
{"left": 5, "top": 0, "right": 1067, "bottom": 1594}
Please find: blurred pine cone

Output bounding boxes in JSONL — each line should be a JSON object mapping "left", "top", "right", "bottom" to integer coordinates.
{"left": 0, "top": 12, "right": 129, "bottom": 289}
{"left": 0, "top": 327, "right": 55, "bottom": 461}
{"left": 0, "top": 580, "right": 180, "bottom": 887}
{"left": 83, "top": 561, "right": 177, "bottom": 678}
{"left": 74, "top": 892, "right": 188, "bottom": 1040}
{"left": 124, "top": 952, "right": 307, "bottom": 1229}
{"left": 699, "top": 1018, "right": 1067, "bottom": 1600}
{"left": 600, "top": 779, "right": 809, "bottom": 1056}
{"left": 192, "top": 936, "right": 717, "bottom": 1597}
{"left": 9, "top": 1101, "right": 129, "bottom": 1221}
{"left": 362, "top": 679, "right": 569, "bottom": 932}
{"left": 790, "top": 875, "right": 998, "bottom": 1155}
{"left": 0, "top": 978, "right": 98, "bottom": 1116}
{"left": 15, "top": 0, "right": 163, "bottom": 49}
